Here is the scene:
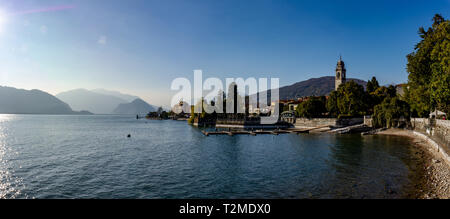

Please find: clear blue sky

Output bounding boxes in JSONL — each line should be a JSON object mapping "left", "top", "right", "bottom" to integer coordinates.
{"left": 0, "top": 0, "right": 448, "bottom": 106}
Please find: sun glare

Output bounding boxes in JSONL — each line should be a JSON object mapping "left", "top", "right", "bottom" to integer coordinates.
{"left": 0, "top": 9, "right": 7, "bottom": 33}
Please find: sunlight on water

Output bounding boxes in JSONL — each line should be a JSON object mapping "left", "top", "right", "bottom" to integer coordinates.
{"left": 0, "top": 115, "right": 25, "bottom": 199}
{"left": 0, "top": 114, "right": 17, "bottom": 122}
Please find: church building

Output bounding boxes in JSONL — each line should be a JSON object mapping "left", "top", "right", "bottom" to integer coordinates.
{"left": 335, "top": 56, "right": 347, "bottom": 91}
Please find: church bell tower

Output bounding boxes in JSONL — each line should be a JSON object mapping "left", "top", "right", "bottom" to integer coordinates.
{"left": 335, "top": 56, "right": 346, "bottom": 91}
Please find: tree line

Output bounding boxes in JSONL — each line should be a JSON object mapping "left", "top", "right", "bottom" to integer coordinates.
{"left": 293, "top": 78, "right": 407, "bottom": 126}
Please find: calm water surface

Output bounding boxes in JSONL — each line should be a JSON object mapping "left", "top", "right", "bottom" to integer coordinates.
{"left": 0, "top": 115, "right": 422, "bottom": 198}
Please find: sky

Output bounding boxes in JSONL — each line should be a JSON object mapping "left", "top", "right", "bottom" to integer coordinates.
{"left": 0, "top": 0, "right": 449, "bottom": 107}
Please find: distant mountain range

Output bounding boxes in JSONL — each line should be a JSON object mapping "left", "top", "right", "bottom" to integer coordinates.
{"left": 0, "top": 86, "right": 157, "bottom": 115}
{"left": 56, "top": 89, "right": 130, "bottom": 114}
{"left": 91, "top": 88, "right": 139, "bottom": 102}
{"left": 56, "top": 89, "right": 157, "bottom": 114}
{"left": 113, "top": 98, "right": 156, "bottom": 115}
{"left": 0, "top": 86, "right": 92, "bottom": 115}
{"left": 0, "top": 76, "right": 367, "bottom": 115}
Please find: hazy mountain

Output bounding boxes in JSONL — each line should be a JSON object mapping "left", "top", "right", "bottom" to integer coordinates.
{"left": 249, "top": 76, "right": 367, "bottom": 104}
{"left": 0, "top": 86, "right": 92, "bottom": 115}
{"left": 113, "top": 98, "right": 156, "bottom": 115}
{"left": 56, "top": 89, "right": 128, "bottom": 114}
{"left": 91, "top": 89, "right": 139, "bottom": 102}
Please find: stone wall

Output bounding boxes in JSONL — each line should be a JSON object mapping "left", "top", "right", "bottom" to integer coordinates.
{"left": 411, "top": 118, "right": 430, "bottom": 132}
{"left": 337, "top": 118, "right": 364, "bottom": 127}
{"left": 435, "top": 119, "right": 450, "bottom": 149}
{"left": 294, "top": 118, "right": 337, "bottom": 128}
{"left": 294, "top": 117, "right": 363, "bottom": 128}
{"left": 411, "top": 118, "right": 450, "bottom": 156}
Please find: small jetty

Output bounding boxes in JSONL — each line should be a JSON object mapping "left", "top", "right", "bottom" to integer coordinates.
{"left": 199, "top": 124, "right": 376, "bottom": 136}
{"left": 328, "top": 124, "right": 371, "bottom": 134}
{"left": 361, "top": 127, "right": 387, "bottom": 135}
{"left": 201, "top": 125, "right": 331, "bottom": 136}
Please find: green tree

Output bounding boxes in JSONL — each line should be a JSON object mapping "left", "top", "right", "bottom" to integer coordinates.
{"left": 326, "top": 81, "right": 368, "bottom": 117}
{"left": 296, "top": 96, "right": 327, "bottom": 118}
{"left": 429, "top": 17, "right": 450, "bottom": 115}
{"left": 430, "top": 70, "right": 450, "bottom": 114}
{"left": 373, "top": 97, "right": 410, "bottom": 128}
{"left": 160, "top": 111, "right": 169, "bottom": 119}
{"left": 326, "top": 91, "right": 339, "bottom": 117}
{"left": 365, "top": 77, "right": 396, "bottom": 115}
{"left": 406, "top": 14, "right": 449, "bottom": 117}
{"left": 157, "top": 106, "right": 163, "bottom": 115}
{"left": 366, "top": 77, "right": 380, "bottom": 93}
{"left": 370, "top": 85, "right": 397, "bottom": 106}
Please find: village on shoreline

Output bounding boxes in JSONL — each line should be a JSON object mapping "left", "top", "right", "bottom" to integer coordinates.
{"left": 142, "top": 14, "right": 450, "bottom": 198}
{"left": 143, "top": 14, "right": 449, "bottom": 159}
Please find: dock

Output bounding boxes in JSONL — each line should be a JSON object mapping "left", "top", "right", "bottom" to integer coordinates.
{"left": 327, "top": 124, "right": 370, "bottom": 134}
{"left": 201, "top": 125, "right": 331, "bottom": 136}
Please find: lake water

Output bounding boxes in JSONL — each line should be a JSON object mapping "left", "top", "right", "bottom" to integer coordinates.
{"left": 0, "top": 115, "right": 424, "bottom": 199}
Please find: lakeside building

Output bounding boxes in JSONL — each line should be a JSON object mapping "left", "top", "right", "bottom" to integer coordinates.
{"left": 172, "top": 100, "right": 191, "bottom": 114}
{"left": 396, "top": 84, "right": 407, "bottom": 98}
{"left": 279, "top": 98, "right": 309, "bottom": 112}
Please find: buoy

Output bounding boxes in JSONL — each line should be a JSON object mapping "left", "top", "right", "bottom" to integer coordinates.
{"left": 127, "top": 134, "right": 131, "bottom": 138}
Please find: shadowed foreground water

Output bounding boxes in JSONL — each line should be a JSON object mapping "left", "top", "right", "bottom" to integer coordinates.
{"left": 0, "top": 115, "right": 423, "bottom": 198}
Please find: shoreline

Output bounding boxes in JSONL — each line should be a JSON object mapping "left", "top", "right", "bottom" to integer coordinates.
{"left": 378, "top": 128, "right": 450, "bottom": 199}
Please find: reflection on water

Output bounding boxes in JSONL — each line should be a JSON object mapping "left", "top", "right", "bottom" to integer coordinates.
{"left": 0, "top": 115, "right": 423, "bottom": 198}
{"left": 0, "top": 115, "right": 25, "bottom": 198}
